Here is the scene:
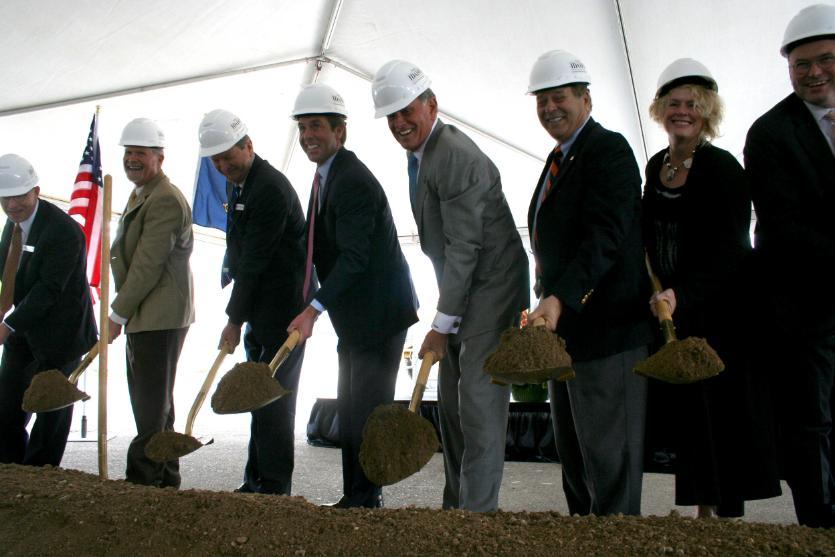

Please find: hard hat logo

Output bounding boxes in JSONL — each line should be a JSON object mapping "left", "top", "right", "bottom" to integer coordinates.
{"left": 408, "top": 69, "right": 424, "bottom": 82}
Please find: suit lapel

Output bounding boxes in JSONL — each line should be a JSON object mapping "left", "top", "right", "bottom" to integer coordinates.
{"left": 413, "top": 120, "right": 445, "bottom": 225}
{"left": 18, "top": 200, "right": 48, "bottom": 280}
{"left": 788, "top": 96, "right": 835, "bottom": 182}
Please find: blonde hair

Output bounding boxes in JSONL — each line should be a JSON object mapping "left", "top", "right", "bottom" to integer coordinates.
{"left": 649, "top": 84, "right": 724, "bottom": 140}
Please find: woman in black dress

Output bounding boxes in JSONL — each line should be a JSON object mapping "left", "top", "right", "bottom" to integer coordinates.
{"left": 643, "top": 58, "right": 781, "bottom": 518}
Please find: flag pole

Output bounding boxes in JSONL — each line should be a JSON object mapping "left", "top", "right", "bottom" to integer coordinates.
{"left": 97, "top": 173, "right": 112, "bottom": 479}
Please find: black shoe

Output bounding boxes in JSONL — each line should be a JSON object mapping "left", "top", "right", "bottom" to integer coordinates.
{"left": 234, "top": 483, "right": 255, "bottom": 493}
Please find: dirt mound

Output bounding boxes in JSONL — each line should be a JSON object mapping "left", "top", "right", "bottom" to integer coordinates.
{"left": 1, "top": 464, "right": 834, "bottom": 556}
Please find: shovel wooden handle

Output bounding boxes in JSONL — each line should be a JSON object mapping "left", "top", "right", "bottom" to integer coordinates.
{"left": 409, "top": 351, "right": 436, "bottom": 413}
{"left": 645, "top": 253, "right": 677, "bottom": 344}
{"left": 67, "top": 344, "right": 100, "bottom": 385}
{"left": 185, "top": 343, "right": 232, "bottom": 436}
{"left": 268, "top": 329, "right": 301, "bottom": 377}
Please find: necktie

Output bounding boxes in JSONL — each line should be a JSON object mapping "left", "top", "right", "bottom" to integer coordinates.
{"left": 0, "top": 224, "right": 23, "bottom": 315}
{"left": 532, "top": 146, "right": 564, "bottom": 252}
{"left": 302, "top": 172, "right": 320, "bottom": 302}
{"left": 542, "top": 146, "right": 563, "bottom": 200}
{"left": 824, "top": 111, "right": 835, "bottom": 146}
{"left": 407, "top": 153, "right": 419, "bottom": 208}
{"left": 220, "top": 185, "right": 241, "bottom": 288}
{"left": 127, "top": 190, "right": 139, "bottom": 211}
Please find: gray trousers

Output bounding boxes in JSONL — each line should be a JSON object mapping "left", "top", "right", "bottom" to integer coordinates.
{"left": 549, "top": 345, "right": 648, "bottom": 516}
{"left": 438, "top": 328, "right": 510, "bottom": 512}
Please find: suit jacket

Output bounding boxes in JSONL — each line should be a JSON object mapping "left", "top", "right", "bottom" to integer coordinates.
{"left": 415, "top": 120, "right": 529, "bottom": 340}
{"left": 111, "top": 171, "right": 195, "bottom": 333}
{"left": 310, "top": 148, "right": 418, "bottom": 348}
{"left": 528, "top": 117, "right": 653, "bottom": 361}
{"left": 0, "top": 200, "right": 97, "bottom": 366}
{"left": 225, "top": 155, "right": 306, "bottom": 332}
{"left": 744, "top": 93, "right": 835, "bottom": 333}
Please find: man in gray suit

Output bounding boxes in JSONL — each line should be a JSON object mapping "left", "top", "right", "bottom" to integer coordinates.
{"left": 372, "top": 60, "right": 529, "bottom": 512}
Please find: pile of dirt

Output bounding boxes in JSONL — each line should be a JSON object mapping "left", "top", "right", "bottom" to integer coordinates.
{"left": 144, "top": 432, "right": 205, "bottom": 463}
{"left": 21, "top": 370, "right": 89, "bottom": 413}
{"left": 634, "top": 337, "right": 725, "bottom": 384}
{"left": 359, "top": 404, "right": 439, "bottom": 486}
{"left": 2, "top": 464, "right": 834, "bottom": 556}
{"left": 484, "top": 326, "right": 573, "bottom": 385}
{"left": 210, "top": 362, "right": 289, "bottom": 414}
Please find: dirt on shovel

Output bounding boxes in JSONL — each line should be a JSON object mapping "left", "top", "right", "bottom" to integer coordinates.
{"left": 360, "top": 353, "right": 439, "bottom": 486}
{"left": 484, "top": 320, "right": 574, "bottom": 385}
{"left": 634, "top": 336, "right": 725, "bottom": 384}
{"left": 211, "top": 330, "right": 298, "bottom": 415}
{"left": 145, "top": 346, "right": 230, "bottom": 462}
{"left": 21, "top": 345, "right": 98, "bottom": 413}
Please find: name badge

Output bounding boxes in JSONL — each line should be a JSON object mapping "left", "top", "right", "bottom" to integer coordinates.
{"left": 235, "top": 203, "right": 245, "bottom": 211}
{"left": 22, "top": 244, "right": 35, "bottom": 253}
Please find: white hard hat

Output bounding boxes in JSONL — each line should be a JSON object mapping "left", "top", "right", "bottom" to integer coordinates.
{"left": 198, "top": 109, "right": 249, "bottom": 157}
{"left": 781, "top": 4, "right": 835, "bottom": 56}
{"left": 292, "top": 83, "right": 348, "bottom": 118}
{"left": 0, "top": 154, "right": 39, "bottom": 197}
{"left": 655, "top": 58, "right": 718, "bottom": 99}
{"left": 119, "top": 117, "right": 166, "bottom": 148}
{"left": 371, "top": 60, "right": 431, "bottom": 118}
{"left": 527, "top": 50, "right": 591, "bottom": 94}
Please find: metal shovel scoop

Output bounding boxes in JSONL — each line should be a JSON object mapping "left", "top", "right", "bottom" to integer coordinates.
{"left": 210, "top": 330, "right": 298, "bottom": 414}
{"left": 484, "top": 317, "right": 575, "bottom": 385}
{"left": 359, "top": 351, "right": 440, "bottom": 486}
{"left": 22, "top": 344, "right": 99, "bottom": 413}
{"left": 633, "top": 255, "right": 725, "bottom": 383}
{"left": 145, "top": 344, "right": 232, "bottom": 462}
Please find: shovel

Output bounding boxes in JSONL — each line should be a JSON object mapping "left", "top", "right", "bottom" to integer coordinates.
{"left": 359, "top": 351, "right": 440, "bottom": 486}
{"left": 145, "top": 344, "right": 232, "bottom": 462}
{"left": 22, "top": 344, "right": 99, "bottom": 413}
{"left": 484, "top": 317, "right": 575, "bottom": 385}
{"left": 633, "top": 254, "right": 725, "bottom": 383}
{"left": 210, "top": 329, "right": 298, "bottom": 414}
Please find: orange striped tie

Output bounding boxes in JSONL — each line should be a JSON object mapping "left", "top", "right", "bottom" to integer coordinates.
{"left": 542, "top": 146, "right": 563, "bottom": 200}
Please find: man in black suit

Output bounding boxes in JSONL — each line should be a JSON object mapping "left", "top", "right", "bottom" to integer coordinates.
{"left": 0, "top": 153, "right": 98, "bottom": 466}
{"left": 526, "top": 51, "right": 654, "bottom": 516}
{"left": 198, "top": 109, "right": 307, "bottom": 495}
{"left": 744, "top": 4, "right": 835, "bottom": 528}
{"left": 287, "top": 84, "right": 419, "bottom": 508}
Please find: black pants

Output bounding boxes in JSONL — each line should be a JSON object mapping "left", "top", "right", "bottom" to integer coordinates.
{"left": 336, "top": 329, "right": 407, "bottom": 507}
{"left": 777, "top": 331, "right": 835, "bottom": 528}
{"left": 0, "top": 336, "right": 79, "bottom": 466}
{"left": 125, "top": 327, "right": 189, "bottom": 488}
{"left": 241, "top": 325, "right": 305, "bottom": 495}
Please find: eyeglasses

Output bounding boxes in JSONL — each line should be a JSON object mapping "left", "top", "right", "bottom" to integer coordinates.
{"left": 790, "top": 53, "right": 835, "bottom": 75}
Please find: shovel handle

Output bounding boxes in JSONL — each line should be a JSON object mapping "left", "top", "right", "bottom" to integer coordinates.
{"left": 532, "top": 317, "right": 546, "bottom": 328}
{"left": 268, "top": 329, "right": 301, "bottom": 377}
{"left": 645, "top": 253, "right": 677, "bottom": 344}
{"left": 409, "top": 351, "right": 436, "bottom": 413}
{"left": 68, "top": 344, "right": 100, "bottom": 385}
{"left": 185, "top": 343, "right": 232, "bottom": 436}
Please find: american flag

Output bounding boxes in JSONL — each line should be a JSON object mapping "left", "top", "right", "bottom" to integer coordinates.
{"left": 69, "top": 113, "right": 103, "bottom": 301}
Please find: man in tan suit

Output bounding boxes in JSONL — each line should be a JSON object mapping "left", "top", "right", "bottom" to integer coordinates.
{"left": 108, "top": 118, "right": 195, "bottom": 488}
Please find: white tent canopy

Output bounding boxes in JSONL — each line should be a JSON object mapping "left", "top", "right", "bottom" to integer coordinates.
{"left": 0, "top": 0, "right": 812, "bottom": 231}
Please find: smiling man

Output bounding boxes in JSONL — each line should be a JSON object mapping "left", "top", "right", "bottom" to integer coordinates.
{"left": 372, "top": 60, "right": 529, "bottom": 513}
{"left": 743, "top": 4, "right": 835, "bottom": 528}
{"left": 198, "top": 109, "right": 307, "bottom": 496}
{"left": 526, "top": 50, "right": 653, "bottom": 517}
{"left": 287, "top": 83, "right": 418, "bottom": 508}
{"left": 109, "top": 118, "right": 194, "bottom": 489}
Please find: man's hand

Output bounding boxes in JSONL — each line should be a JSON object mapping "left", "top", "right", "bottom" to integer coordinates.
{"left": 219, "top": 321, "right": 242, "bottom": 350}
{"left": 649, "top": 288, "right": 677, "bottom": 317}
{"left": 419, "top": 329, "right": 448, "bottom": 362}
{"left": 287, "top": 306, "right": 320, "bottom": 345}
{"left": 107, "top": 318, "right": 123, "bottom": 344}
{"left": 528, "top": 295, "right": 563, "bottom": 331}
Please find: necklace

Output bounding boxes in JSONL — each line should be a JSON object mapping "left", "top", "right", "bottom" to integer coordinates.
{"left": 663, "top": 147, "right": 696, "bottom": 182}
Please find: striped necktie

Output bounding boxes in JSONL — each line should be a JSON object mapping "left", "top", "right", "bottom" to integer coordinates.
{"left": 824, "top": 111, "right": 835, "bottom": 147}
{"left": 542, "top": 146, "right": 563, "bottom": 200}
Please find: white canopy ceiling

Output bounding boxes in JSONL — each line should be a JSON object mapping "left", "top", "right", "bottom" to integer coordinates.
{"left": 0, "top": 0, "right": 813, "bottom": 234}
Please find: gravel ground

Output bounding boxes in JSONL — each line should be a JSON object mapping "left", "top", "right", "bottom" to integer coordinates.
{"left": 2, "top": 463, "right": 834, "bottom": 557}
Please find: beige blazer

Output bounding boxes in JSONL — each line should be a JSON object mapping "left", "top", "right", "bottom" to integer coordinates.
{"left": 110, "top": 171, "right": 195, "bottom": 333}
